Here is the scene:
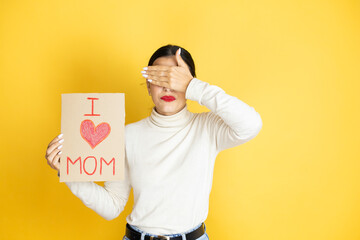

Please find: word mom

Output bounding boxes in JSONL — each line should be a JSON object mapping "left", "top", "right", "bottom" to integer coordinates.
{"left": 66, "top": 156, "right": 115, "bottom": 175}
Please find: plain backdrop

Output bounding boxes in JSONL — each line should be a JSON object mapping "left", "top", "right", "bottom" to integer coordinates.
{"left": 0, "top": 0, "right": 359, "bottom": 239}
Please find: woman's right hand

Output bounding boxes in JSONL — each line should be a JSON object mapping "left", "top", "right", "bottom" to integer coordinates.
{"left": 45, "top": 133, "right": 64, "bottom": 173}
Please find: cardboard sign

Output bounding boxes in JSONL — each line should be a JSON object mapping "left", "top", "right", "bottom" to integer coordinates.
{"left": 59, "top": 93, "right": 125, "bottom": 182}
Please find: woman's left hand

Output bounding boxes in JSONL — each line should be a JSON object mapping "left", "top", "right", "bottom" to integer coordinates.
{"left": 142, "top": 48, "right": 194, "bottom": 93}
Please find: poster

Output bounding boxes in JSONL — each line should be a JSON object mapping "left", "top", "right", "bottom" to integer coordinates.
{"left": 59, "top": 93, "right": 125, "bottom": 182}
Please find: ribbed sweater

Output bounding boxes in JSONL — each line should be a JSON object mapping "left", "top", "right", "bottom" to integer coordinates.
{"left": 64, "top": 77, "right": 263, "bottom": 235}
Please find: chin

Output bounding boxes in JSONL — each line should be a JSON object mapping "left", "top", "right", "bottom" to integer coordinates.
{"left": 156, "top": 103, "right": 184, "bottom": 115}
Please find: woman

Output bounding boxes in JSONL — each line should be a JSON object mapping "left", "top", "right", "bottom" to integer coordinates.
{"left": 45, "top": 44, "right": 263, "bottom": 240}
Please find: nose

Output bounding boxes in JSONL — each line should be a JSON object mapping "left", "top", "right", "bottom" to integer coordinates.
{"left": 163, "top": 87, "right": 172, "bottom": 92}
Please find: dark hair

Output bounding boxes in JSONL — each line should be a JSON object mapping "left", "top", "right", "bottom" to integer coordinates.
{"left": 148, "top": 44, "right": 196, "bottom": 78}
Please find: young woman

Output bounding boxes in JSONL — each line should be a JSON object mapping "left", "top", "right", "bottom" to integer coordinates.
{"left": 45, "top": 44, "right": 263, "bottom": 240}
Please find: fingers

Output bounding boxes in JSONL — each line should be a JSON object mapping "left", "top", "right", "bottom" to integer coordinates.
{"left": 46, "top": 134, "right": 64, "bottom": 171}
{"left": 144, "top": 65, "right": 172, "bottom": 71}
{"left": 146, "top": 75, "right": 169, "bottom": 82}
{"left": 52, "top": 153, "right": 61, "bottom": 171}
{"left": 142, "top": 69, "right": 170, "bottom": 80}
{"left": 141, "top": 66, "right": 185, "bottom": 90}
{"left": 142, "top": 70, "right": 171, "bottom": 88}
{"left": 142, "top": 66, "right": 180, "bottom": 80}
{"left": 145, "top": 70, "right": 169, "bottom": 78}
{"left": 48, "top": 148, "right": 62, "bottom": 170}
{"left": 48, "top": 133, "right": 63, "bottom": 147}
{"left": 46, "top": 136, "right": 64, "bottom": 157}
{"left": 148, "top": 80, "right": 170, "bottom": 88}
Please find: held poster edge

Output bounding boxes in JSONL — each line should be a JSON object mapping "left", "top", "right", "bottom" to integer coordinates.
{"left": 59, "top": 93, "right": 125, "bottom": 183}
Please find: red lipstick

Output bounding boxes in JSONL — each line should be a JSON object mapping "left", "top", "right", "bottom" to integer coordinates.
{"left": 161, "top": 95, "right": 176, "bottom": 102}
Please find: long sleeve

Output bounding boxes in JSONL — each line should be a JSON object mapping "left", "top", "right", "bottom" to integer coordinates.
{"left": 64, "top": 156, "right": 131, "bottom": 221}
{"left": 185, "top": 78, "right": 263, "bottom": 152}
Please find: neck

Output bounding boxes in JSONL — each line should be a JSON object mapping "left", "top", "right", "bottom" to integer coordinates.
{"left": 148, "top": 104, "right": 193, "bottom": 128}
{"left": 154, "top": 105, "right": 186, "bottom": 116}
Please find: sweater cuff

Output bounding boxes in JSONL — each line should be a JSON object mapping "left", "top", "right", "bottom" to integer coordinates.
{"left": 185, "top": 78, "right": 208, "bottom": 105}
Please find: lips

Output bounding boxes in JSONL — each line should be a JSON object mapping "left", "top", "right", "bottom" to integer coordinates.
{"left": 160, "top": 95, "right": 176, "bottom": 102}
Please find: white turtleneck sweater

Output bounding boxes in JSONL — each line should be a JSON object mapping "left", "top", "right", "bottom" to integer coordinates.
{"left": 64, "top": 78, "right": 262, "bottom": 235}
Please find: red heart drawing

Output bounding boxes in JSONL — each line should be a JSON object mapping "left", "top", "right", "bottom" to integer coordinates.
{"left": 80, "top": 119, "right": 111, "bottom": 149}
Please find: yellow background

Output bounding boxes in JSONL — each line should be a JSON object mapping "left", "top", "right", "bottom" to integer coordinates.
{"left": 0, "top": 0, "right": 359, "bottom": 239}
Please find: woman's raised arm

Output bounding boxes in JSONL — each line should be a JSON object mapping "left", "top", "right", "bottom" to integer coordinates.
{"left": 185, "top": 78, "right": 263, "bottom": 152}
